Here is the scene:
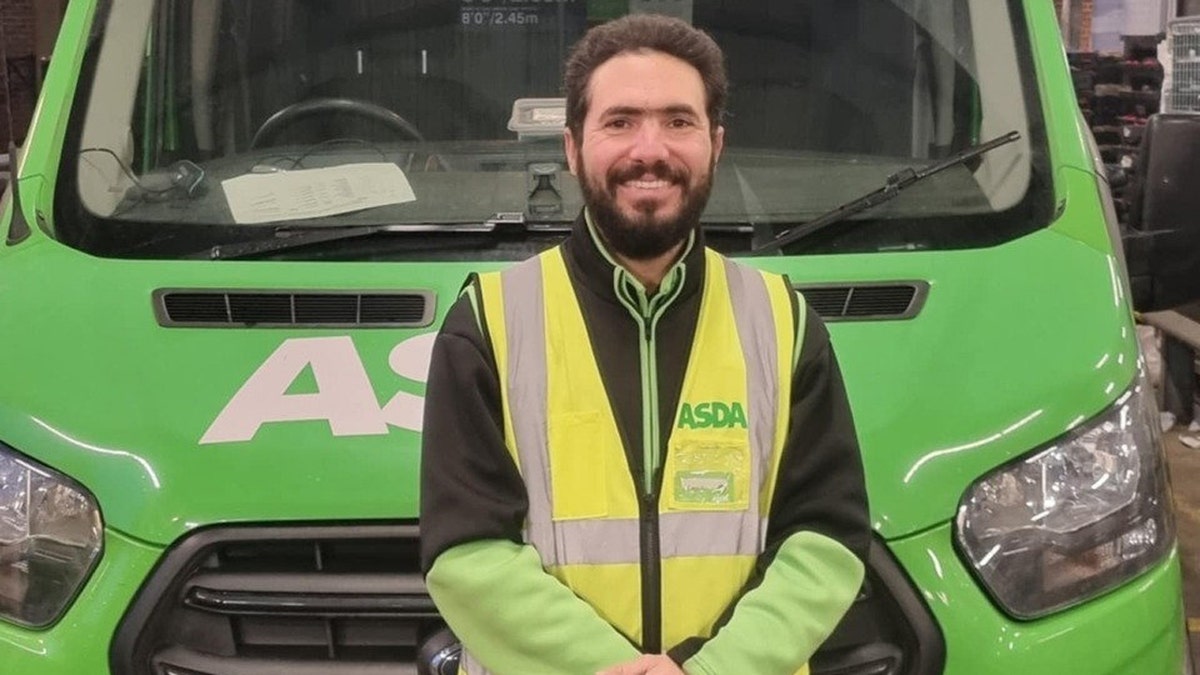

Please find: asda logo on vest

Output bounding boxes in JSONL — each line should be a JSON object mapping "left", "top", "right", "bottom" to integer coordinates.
{"left": 677, "top": 401, "right": 748, "bottom": 429}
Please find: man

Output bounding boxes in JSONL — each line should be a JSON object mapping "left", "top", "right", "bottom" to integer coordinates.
{"left": 420, "top": 14, "right": 870, "bottom": 675}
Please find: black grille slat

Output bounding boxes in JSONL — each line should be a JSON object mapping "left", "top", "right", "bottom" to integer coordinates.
{"left": 228, "top": 294, "right": 293, "bottom": 324}
{"left": 185, "top": 572, "right": 427, "bottom": 595}
{"left": 163, "top": 293, "right": 232, "bottom": 323}
{"left": 801, "top": 287, "right": 853, "bottom": 317}
{"left": 798, "top": 283, "right": 925, "bottom": 321}
{"left": 186, "top": 588, "right": 439, "bottom": 617}
{"left": 154, "top": 645, "right": 421, "bottom": 675}
{"left": 360, "top": 295, "right": 427, "bottom": 324}
{"left": 294, "top": 294, "right": 360, "bottom": 324}
{"left": 846, "top": 287, "right": 916, "bottom": 316}
{"left": 155, "top": 290, "right": 433, "bottom": 327}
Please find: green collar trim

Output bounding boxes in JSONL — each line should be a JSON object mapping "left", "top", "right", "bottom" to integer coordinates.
{"left": 583, "top": 208, "right": 695, "bottom": 306}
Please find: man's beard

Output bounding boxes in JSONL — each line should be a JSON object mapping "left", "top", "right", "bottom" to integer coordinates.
{"left": 578, "top": 155, "right": 715, "bottom": 261}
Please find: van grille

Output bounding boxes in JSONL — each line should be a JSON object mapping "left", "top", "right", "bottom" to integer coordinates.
{"left": 154, "top": 290, "right": 434, "bottom": 328}
{"left": 111, "top": 524, "right": 447, "bottom": 675}
{"left": 113, "top": 528, "right": 942, "bottom": 675}
{"left": 797, "top": 283, "right": 926, "bottom": 321}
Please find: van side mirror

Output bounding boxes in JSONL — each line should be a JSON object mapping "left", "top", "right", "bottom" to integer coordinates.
{"left": 1123, "top": 114, "right": 1200, "bottom": 312}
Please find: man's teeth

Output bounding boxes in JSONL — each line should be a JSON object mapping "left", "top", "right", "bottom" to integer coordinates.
{"left": 626, "top": 179, "right": 670, "bottom": 189}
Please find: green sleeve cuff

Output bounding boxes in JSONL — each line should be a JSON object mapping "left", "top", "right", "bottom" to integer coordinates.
{"left": 683, "top": 531, "right": 864, "bottom": 675}
{"left": 426, "top": 539, "right": 640, "bottom": 674}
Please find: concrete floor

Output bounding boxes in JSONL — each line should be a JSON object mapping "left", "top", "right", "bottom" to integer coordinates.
{"left": 1164, "top": 428, "right": 1200, "bottom": 668}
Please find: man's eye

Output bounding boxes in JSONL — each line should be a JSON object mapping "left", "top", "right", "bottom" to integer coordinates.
{"left": 668, "top": 118, "right": 694, "bottom": 129}
{"left": 606, "top": 118, "right": 631, "bottom": 129}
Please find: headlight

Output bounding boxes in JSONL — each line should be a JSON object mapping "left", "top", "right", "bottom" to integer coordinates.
{"left": 955, "top": 374, "right": 1173, "bottom": 619}
{"left": 0, "top": 443, "right": 103, "bottom": 627}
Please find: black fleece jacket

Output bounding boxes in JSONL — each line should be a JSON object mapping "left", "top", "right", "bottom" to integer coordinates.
{"left": 419, "top": 212, "right": 871, "bottom": 659}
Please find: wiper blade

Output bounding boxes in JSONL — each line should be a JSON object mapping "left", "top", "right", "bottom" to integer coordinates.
{"left": 752, "top": 130, "right": 1021, "bottom": 254}
{"left": 186, "top": 224, "right": 428, "bottom": 260}
{"left": 186, "top": 213, "right": 571, "bottom": 260}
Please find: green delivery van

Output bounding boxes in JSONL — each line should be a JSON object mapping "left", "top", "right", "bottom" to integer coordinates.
{"left": 2, "top": 0, "right": 1197, "bottom": 673}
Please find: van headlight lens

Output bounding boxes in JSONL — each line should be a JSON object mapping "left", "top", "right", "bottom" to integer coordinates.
{"left": 0, "top": 443, "right": 103, "bottom": 627}
{"left": 955, "top": 375, "right": 1174, "bottom": 619}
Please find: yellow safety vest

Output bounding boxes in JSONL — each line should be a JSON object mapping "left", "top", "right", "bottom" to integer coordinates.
{"left": 465, "top": 246, "right": 804, "bottom": 675}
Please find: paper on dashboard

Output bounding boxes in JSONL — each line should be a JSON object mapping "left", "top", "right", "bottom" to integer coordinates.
{"left": 222, "top": 163, "right": 416, "bottom": 224}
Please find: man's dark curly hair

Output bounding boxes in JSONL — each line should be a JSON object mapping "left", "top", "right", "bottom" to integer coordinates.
{"left": 563, "top": 14, "right": 727, "bottom": 140}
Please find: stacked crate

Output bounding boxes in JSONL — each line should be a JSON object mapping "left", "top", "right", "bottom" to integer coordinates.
{"left": 1069, "top": 34, "right": 1164, "bottom": 224}
{"left": 1164, "top": 17, "right": 1200, "bottom": 113}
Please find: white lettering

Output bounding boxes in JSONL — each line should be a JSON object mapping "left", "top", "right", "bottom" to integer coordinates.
{"left": 379, "top": 332, "right": 438, "bottom": 432}
{"left": 201, "top": 336, "right": 388, "bottom": 444}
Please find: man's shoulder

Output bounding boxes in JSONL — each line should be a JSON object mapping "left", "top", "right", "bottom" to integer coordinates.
{"left": 704, "top": 248, "right": 799, "bottom": 298}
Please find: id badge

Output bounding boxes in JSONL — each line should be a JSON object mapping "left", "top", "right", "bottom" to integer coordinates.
{"left": 665, "top": 441, "right": 751, "bottom": 511}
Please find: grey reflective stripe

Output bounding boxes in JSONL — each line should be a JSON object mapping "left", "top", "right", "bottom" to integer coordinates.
{"left": 540, "top": 512, "right": 766, "bottom": 566}
{"left": 721, "top": 257, "right": 781, "bottom": 548}
{"left": 660, "top": 510, "right": 763, "bottom": 559}
{"left": 500, "top": 256, "right": 558, "bottom": 557}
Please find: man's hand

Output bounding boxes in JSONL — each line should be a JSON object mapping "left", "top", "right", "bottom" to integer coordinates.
{"left": 597, "top": 654, "right": 685, "bottom": 675}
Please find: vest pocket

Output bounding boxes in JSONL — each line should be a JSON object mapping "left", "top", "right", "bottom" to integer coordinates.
{"left": 663, "top": 440, "right": 751, "bottom": 512}
{"left": 547, "top": 410, "right": 610, "bottom": 520}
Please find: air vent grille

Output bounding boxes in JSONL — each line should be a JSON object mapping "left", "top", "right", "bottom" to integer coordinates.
{"left": 156, "top": 290, "right": 434, "bottom": 328}
{"left": 797, "top": 283, "right": 926, "bottom": 321}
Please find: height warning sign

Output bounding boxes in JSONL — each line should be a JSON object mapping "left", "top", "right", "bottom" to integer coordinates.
{"left": 459, "top": 0, "right": 583, "bottom": 30}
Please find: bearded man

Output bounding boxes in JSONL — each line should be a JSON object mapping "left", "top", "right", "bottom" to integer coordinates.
{"left": 420, "top": 14, "right": 870, "bottom": 675}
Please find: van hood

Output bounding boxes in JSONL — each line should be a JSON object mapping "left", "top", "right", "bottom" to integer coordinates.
{"left": 0, "top": 228, "right": 1134, "bottom": 545}
{"left": 754, "top": 226, "right": 1136, "bottom": 539}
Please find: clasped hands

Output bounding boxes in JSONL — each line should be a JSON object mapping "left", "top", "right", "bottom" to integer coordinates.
{"left": 596, "top": 654, "right": 685, "bottom": 675}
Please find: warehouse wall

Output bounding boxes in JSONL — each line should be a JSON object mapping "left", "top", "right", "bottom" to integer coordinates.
{"left": 0, "top": 0, "right": 36, "bottom": 148}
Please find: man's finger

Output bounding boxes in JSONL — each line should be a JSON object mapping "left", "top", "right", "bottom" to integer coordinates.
{"left": 597, "top": 656, "right": 658, "bottom": 675}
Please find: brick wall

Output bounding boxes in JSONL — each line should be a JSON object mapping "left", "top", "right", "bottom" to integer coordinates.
{"left": 1054, "top": 0, "right": 1097, "bottom": 51}
{"left": 1078, "top": 0, "right": 1095, "bottom": 52}
{"left": 1, "top": 0, "right": 38, "bottom": 148}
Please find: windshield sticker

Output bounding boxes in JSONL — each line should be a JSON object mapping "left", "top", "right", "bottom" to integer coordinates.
{"left": 201, "top": 333, "right": 436, "bottom": 444}
{"left": 221, "top": 163, "right": 416, "bottom": 225}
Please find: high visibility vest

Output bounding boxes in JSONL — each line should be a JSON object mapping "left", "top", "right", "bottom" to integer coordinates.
{"left": 464, "top": 246, "right": 803, "bottom": 675}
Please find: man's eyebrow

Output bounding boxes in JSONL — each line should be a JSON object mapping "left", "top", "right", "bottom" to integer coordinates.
{"left": 599, "top": 104, "right": 702, "bottom": 117}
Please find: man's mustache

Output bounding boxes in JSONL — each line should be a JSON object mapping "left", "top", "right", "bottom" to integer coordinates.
{"left": 607, "top": 161, "right": 689, "bottom": 186}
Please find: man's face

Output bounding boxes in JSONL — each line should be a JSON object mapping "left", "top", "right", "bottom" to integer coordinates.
{"left": 565, "top": 50, "right": 724, "bottom": 261}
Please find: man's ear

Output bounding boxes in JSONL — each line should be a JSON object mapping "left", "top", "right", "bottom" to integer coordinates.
{"left": 712, "top": 125, "right": 725, "bottom": 165}
{"left": 563, "top": 128, "right": 579, "bottom": 175}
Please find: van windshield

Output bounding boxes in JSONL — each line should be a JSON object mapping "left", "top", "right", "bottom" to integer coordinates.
{"left": 57, "top": 0, "right": 1053, "bottom": 260}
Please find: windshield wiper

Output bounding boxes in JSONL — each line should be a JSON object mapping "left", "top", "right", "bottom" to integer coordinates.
{"left": 186, "top": 213, "right": 571, "bottom": 260}
{"left": 751, "top": 130, "right": 1021, "bottom": 254}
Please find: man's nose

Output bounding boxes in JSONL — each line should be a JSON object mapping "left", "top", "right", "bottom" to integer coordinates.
{"left": 627, "top": 122, "right": 670, "bottom": 164}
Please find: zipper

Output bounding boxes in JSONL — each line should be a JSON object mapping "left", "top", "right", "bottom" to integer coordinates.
{"left": 615, "top": 268, "right": 684, "bottom": 654}
{"left": 639, "top": 494, "right": 662, "bottom": 653}
{"left": 636, "top": 306, "right": 663, "bottom": 653}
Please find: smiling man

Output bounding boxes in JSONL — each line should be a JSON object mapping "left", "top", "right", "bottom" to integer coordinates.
{"left": 563, "top": 46, "right": 721, "bottom": 282}
{"left": 420, "top": 14, "right": 870, "bottom": 675}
